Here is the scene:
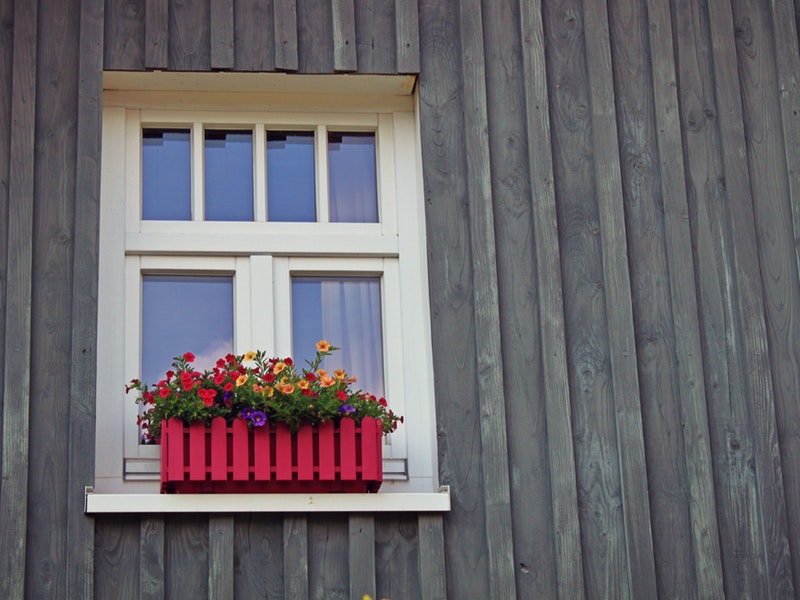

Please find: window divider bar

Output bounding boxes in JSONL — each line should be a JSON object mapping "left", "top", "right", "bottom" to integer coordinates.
{"left": 316, "top": 125, "right": 330, "bottom": 223}
{"left": 192, "top": 122, "right": 204, "bottom": 221}
{"left": 254, "top": 124, "right": 267, "bottom": 222}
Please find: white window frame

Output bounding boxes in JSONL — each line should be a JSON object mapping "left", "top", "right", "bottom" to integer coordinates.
{"left": 95, "top": 76, "right": 438, "bottom": 494}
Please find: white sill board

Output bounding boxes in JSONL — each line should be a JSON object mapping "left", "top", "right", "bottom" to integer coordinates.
{"left": 85, "top": 486, "right": 450, "bottom": 514}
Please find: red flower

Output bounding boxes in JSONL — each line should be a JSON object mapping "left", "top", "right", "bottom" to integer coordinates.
{"left": 378, "top": 398, "right": 387, "bottom": 407}
{"left": 285, "top": 357, "right": 294, "bottom": 366}
{"left": 214, "top": 373, "right": 226, "bottom": 385}
{"left": 264, "top": 373, "right": 275, "bottom": 383}
{"left": 216, "top": 358, "right": 226, "bottom": 369}
{"left": 165, "top": 370, "right": 175, "bottom": 379}
{"left": 305, "top": 372, "right": 316, "bottom": 382}
{"left": 224, "top": 382, "right": 234, "bottom": 392}
{"left": 158, "top": 388, "right": 170, "bottom": 398}
{"left": 336, "top": 390, "right": 347, "bottom": 401}
{"left": 198, "top": 388, "right": 217, "bottom": 406}
{"left": 225, "top": 353, "right": 236, "bottom": 364}
{"left": 183, "top": 352, "right": 196, "bottom": 362}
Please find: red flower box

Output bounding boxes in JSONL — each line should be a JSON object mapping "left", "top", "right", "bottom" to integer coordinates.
{"left": 159, "top": 416, "right": 383, "bottom": 493}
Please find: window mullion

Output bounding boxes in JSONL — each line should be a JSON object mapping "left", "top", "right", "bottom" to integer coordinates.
{"left": 191, "top": 122, "right": 204, "bottom": 221}
{"left": 254, "top": 124, "right": 267, "bottom": 222}
{"left": 316, "top": 125, "right": 330, "bottom": 223}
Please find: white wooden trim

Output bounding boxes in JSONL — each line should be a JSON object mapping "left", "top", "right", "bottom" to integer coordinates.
{"left": 249, "top": 255, "right": 274, "bottom": 352}
{"left": 377, "top": 113, "right": 397, "bottom": 236}
{"left": 85, "top": 486, "right": 451, "bottom": 514}
{"left": 316, "top": 125, "right": 330, "bottom": 223}
{"left": 191, "top": 122, "right": 204, "bottom": 221}
{"left": 140, "top": 109, "right": 379, "bottom": 128}
{"left": 254, "top": 123, "right": 267, "bottom": 221}
{"left": 125, "top": 109, "right": 141, "bottom": 232}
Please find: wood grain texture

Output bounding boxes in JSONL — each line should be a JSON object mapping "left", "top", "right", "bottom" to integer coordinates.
{"left": 643, "top": 0, "right": 725, "bottom": 595}
{"left": 757, "top": 0, "right": 800, "bottom": 593}
{"left": 706, "top": 0, "right": 795, "bottom": 596}
{"left": 145, "top": 0, "right": 168, "bottom": 69}
{"left": 234, "top": 0, "right": 275, "bottom": 71}
{"left": 139, "top": 516, "right": 165, "bottom": 600}
{"left": 394, "top": 0, "right": 420, "bottom": 73}
{"left": 0, "top": 0, "right": 37, "bottom": 597}
{"left": 481, "top": 0, "right": 557, "bottom": 596}
{"left": 354, "top": 0, "right": 396, "bottom": 74}
{"left": 66, "top": 0, "right": 104, "bottom": 597}
{"left": 296, "top": 0, "right": 333, "bottom": 73}
{"left": 348, "top": 515, "right": 375, "bottom": 599}
{"left": 332, "top": 0, "right": 357, "bottom": 72}
{"left": 165, "top": 516, "right": 209, "bottom": 598}
{"left": 732, "top": 0, "right": 800, "bottom": 594}
{"left": 306, "top": 516, "right": 348, "bottom": 600}
{"left": 517, "top": 0, "right": 585, "bottom": 596}
{"left": 458, "top": 1, "right": 517, "bottom": 596}
{"left": 169, "top": 0, "right": 211, "bottom": 70}
{"left": 582, "top": 0, "right": 657, "bottom": 596}
{"left": 283, "top": 516, "right": 309, "bottom": 599}
{"left": 104, "top": 0, "right": 145, "bottom": 69}
{"left": 417, "top": 0, "right": 491, "bottom": 596}
{"left": 209, "top": 516, "right": 234, "bottom": 597}
{"left": 95, "top": 517, "right": 141, "bottom": 600}
{"left": 417, "top": 514, "right": 446, "bottom": 600}
{"left": 210, "top": 0, "right": 235, "bottom": 69}
{"left": 274, "top": 0, "right": 299, "bottom": 70}
{"left": 374, "top": 515, "right": 421, "bottom": 600}
{"left": 233, "top": 514, "right": 285, "bottom": 598}
{"left": 26, "top": 2, "right": 81, "bottom": 595}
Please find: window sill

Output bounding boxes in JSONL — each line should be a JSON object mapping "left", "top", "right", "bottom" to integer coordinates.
{"left": 84, "top": 485, "right": 450, "bottom": 514}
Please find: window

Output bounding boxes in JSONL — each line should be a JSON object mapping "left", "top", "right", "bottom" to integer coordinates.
{"left": 95, "top": 73, "right": 437, "bottom": 494}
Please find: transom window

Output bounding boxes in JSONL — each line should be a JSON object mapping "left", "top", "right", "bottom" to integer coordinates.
{"left": 95, "top": 78, "right": 436, "bottom": 494}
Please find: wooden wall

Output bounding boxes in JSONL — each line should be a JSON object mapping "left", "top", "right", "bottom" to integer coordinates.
{"left": 2, "top": 0, "right": 800, "bottom": 597}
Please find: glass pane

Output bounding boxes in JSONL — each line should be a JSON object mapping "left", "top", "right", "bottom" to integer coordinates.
{"left": 141, "top": 275, "right": 234, "bottom": 387}
{"left": 328, "top": 132, "right": 378, "bottom": 223}
{"left": 204, "top": 130, "right": 254, "bottom": 221}
{"left": 291, "top": 276, "right": 384, "bottom": 396}
{"left": 142, "top": 129, "right": 191, "bottom": 220}
{"left": 267, "top": 131, "right": 316, "bottom": 222}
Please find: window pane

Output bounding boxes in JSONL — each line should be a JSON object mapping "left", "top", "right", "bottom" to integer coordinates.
{"left": 267, "top": 131, "right": 316, "bottom": 222}
{"left": 328, "top": 132, "right": 378, "bottom": 223}
{"left": 205, "top": 130, "right": 254, "bottom": 221}
{"left": 141, "top": 275, "right": 234, "bottom": 387}
{"left": 291, "top": 276, "right": 384, "bottom": 396}
{"left": 142, "top": 129, "right": 191, "bottom": 220}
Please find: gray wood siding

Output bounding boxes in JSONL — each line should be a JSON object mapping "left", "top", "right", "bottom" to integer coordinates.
{"left": 2, "top": 0, "right": 800, "bottom": 597}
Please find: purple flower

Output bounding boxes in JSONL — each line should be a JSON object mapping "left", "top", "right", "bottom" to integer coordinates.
{"left": 250, "top": 411, "right": 267, "bottom": 427}
{"left": 338, "top": 404, "right": 356, "bottom": 414}
{"left": 240, "top": 407, "right": 254, "bottom": 419}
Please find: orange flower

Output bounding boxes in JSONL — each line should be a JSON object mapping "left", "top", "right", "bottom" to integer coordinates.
{"left": 236, "top": 375, "right": 248, "bottom": 387}
{"left": 316, "top": 369, "right": 329, "bottom": 378}
{"left": 277, "top": 383, "right": 295, "bottom": 394}
{"left": 243, "top": 350, "right": 257, "bottom": 362}
{"left": 334, "top": 369, "right": 347, "bottom": 380}
{"left": 319, "top": 375, "right": 336, "bottom": 388}
{"left": 316, "top": 340, "right": 331, "bottom": 352}
{"left": 273, "top": 361, "right": 286, "bottom": 375}
{"left": 297, "top": 379, "right": 309, "bottom": 390}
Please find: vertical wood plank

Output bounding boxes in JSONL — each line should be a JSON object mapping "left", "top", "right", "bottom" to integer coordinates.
{"left": 232, "top": 417, "right": 249, "bottom": 480}
{"left": 211, "top": 417, "right": 228, "bottom": 480}
{"left": 210, "top": 0, "right": 235, "bottom": 69}
{"left": 67, "top": 0, "right": 104, "bottom": 597}
{"left": 95, "top": 516, "right": 141, "bottom": 599}
{"left": 643, "top": 0, "right": 725, "bottom": 595}
{"left": 582, "top": 0, "right": 658, "bottom": 596}
{"left": 296, "top": 0, "right": 333, "bottom": 73}
{"left": 103, "top": 0, "right": 145, "bottom": 69}
{"left": 276, "top": 423, "right": 293, "bottom": 480}
{"left": 145, "top": 0, "right": 168, "bottom": 69}
{"left": 457, "top": 0, "right": 517, "bottom": 597}
{"left": 234, "top": 514, "right": 285, "bottom": 598}
{"left": 169, "top": 0, "right": 211, "bottom": 70}
{"left": 253, "top": 422, "right": 271, "bottom": 480}
{"left": 234, "top": 0, "right": 276, "bottom": 71}
{"left": 417, "top": 514, "right": 446, "bottom": 600}
{"left": 307, "top": 516, "right": 348, "bottom": 598}
{"left": 189, "top": 421, "right": 206, "bottom": 480}
{"left": 139, "top": 516, "right": 165, "bottom": 600}
{"left": 374, "top": 515, "right": 421, "bottom": 600}
{"left": 354, "top": 0, "right": 396, "bottom": 74}
{"left": 517, "top": 0, "right": 585, "bottom": 596}
{"left": 284, "top": 516, "right": 309, "bottom": 599}
{"left": 165, "top": 516, "right": 209, "bottom": 598}
{"left": 348, "top": 515, "right": 376, "bottom": 600}
{"left": 0, "top": 0, "right": 37, "bottom": 597}
{"left": 319, "top": 420, "right": 335, "bottom": 480}
{"left": 208, "top": 516, "right": 234, "bottom": 599}
{"left": 705, "top": 0, "right": 795, "bottom": 595}
{"left": 274, "top": 0, "right": 299, "bottom": 71}
{"left": 332, "top": 0, "right": 357, "bottom": 72}
{"left": 394, "top": 0, "right": 420, "bottom": 73}
{"left": 0, "top": 0, "right": 12, "bottom": 482}
{"left": 340, "top": 417, "right": 356, "bottom": 480}
{"left": 297, "top": 424, "right": 314, "bottom": 480}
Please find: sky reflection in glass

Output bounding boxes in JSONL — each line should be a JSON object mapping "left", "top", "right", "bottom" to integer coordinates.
{"left": 141, "top": 275, "right": 234, "bottom": 387}
{"left": 328, "top": 132, "right": 378, "bottom": 223}
{"left": 291, "top": 276, "right": 384, "bottom": 396}
{"left": 142, "top": 129, "right": 191, "bottom": 220}
{"left": 205, "top": 130, "right": 254, "bottom": 221}
{"left": 267, "top": 131, "right": 316, "bottom": 222}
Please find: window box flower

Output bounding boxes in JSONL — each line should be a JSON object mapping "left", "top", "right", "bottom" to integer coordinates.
{"left": 126, "top": 341, "right": 401, "bottom": 493}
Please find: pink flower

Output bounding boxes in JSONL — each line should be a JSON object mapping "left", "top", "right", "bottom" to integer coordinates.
{"left": 183, "top": 352, "right": 196, "bottom": 362}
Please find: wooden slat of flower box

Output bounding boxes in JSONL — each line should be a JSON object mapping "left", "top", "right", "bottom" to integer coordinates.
{"left": 276, "top": 423, "right": 293, "bottom": 480}
{"left": 319, "top": 421, "right": 335, "bottom": 480}
{"left": 361, "top": 417, "right": 378, "bottom": 481}
{"left": 253, "top": 425, "right": 271, "bottom": 480}
{"left": 212, "top": 417, "right": 229, "bottom": 480}
{"left": 189, "top": 422, "right": 206, "bottom": 481}
{"left": 232, "top": 418, "right": 249, "bottom": 480}
{"left": 340, "top": 418, "right": 356, "bottom": 480}
{"left": 297, "top": 425, "right": 314, "bottom": 480}
{"left": 167, "top": 418, "right": 184, "bottom": 481}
